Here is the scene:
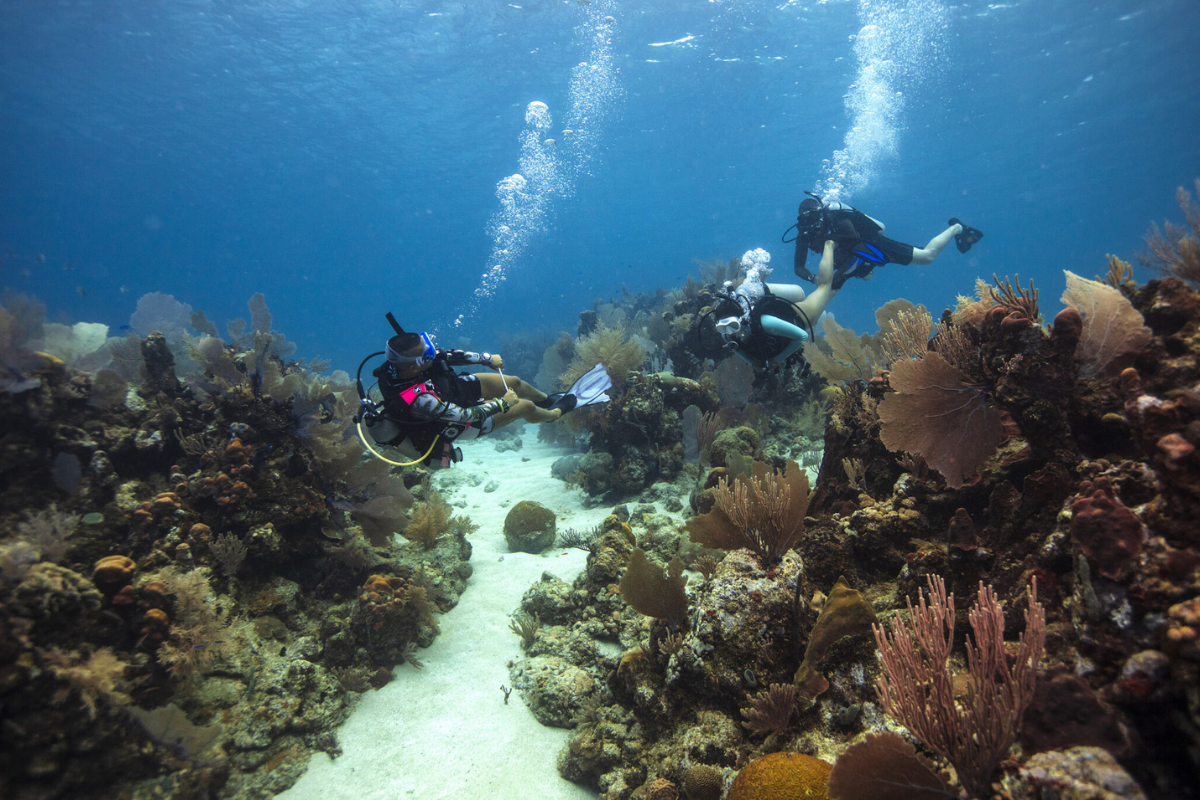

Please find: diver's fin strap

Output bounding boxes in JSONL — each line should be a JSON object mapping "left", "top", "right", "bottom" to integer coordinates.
{"left": 852, "top": 242, "right": 887, "bottom": 265}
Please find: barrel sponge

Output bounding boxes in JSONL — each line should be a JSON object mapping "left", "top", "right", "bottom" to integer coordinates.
{"left": 727, "top": 752, "right": 832, "bottom": 800}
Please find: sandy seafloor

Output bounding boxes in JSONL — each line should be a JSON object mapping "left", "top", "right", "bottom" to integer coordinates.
{"left": 281, "top": 426, "right": 608, "bottom": 800}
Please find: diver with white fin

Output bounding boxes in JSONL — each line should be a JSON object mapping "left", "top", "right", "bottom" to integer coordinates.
{"left": 355, "top": 314, "right": 611, "bottom": 468}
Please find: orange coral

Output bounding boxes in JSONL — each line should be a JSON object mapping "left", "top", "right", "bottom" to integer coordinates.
{"left": 727, "top": 752, "right": 831, "bottom": 800}
{"left": 224, "top": 437, "right": 249, "bottom": 463}
{"left": 150, "top": 492, "right": 182, "bottom": 515}
{"left": 187, "top": 523, "right": 212, "bottom": 544}
{"left": 140, "top": 608, "right": 170, "bottom": 645}
{"left": 93, "top": 555, "right": 136, "bottom": 596}
{"left": 644, "top": 778, "right": 678, "bottom": 800}
{"left": 141, "top": 580, "right": 170, "bottom": 609}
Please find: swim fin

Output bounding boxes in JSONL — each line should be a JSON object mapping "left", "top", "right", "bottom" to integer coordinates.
{"left": 538, "top": 393, "right": 578, "bottom": 414}
{"left": 536, "top": 364, "right": 612, "bottom": 415}
{"left": 949, "top": 218, "right": 984, "bottom": 253}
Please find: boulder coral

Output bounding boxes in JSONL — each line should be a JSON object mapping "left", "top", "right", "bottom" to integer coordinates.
{"left": 726, "top": 752, "right": 831, "bottom": 800}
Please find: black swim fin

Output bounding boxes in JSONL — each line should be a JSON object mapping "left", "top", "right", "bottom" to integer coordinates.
{"left": 536, "top": 392, "right": 578, "bottom": 414}
{"left": 949, "top": 218, "right": 984, "bottom": 253}
{"left": 547, "top": 393, "right": 578, "bottom": 414}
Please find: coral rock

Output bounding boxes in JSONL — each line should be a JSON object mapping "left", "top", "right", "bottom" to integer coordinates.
{"left": 1070, "top": 477, "right": 1144, "bottom": 579}
{"left": 504, "top": 500, "right": 557, "bottom": 554}
{"left": 644, "top": 777, "right": 678, "bottom": 800}
{"left": 683, "top": 765, "right": 723, "bottom": 800}
{"left": 1015, "top": 746, "right": 1145, "bottom": 800}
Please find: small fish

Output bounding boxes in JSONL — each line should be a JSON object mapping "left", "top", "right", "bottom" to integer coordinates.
{"left": 119, "top": 324, "right": 131, "bottom": 330}
{"left": 37, "top": 253, "right": 46, "bottom": 264}
{"left": 76, "top": 285, "right": 86, "bottom": 297}
{"left": 63, "top": 261, "right": 72, "bottom": 272}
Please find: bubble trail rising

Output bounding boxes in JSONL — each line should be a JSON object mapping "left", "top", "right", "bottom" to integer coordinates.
{"left": 816, "top": 0, "right": 947, "bottom": 203}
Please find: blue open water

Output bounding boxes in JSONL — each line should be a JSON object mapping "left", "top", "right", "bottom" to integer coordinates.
{"left": 2, "top": 0, "right": 1198, "bottom": 372}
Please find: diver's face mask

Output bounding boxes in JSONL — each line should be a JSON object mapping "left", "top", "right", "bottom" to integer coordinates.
{"left": 715, "top": 316, "right": 744, "bottom": 341}
{"left": 387, "top": 332, "right": 437, "bottom": 368}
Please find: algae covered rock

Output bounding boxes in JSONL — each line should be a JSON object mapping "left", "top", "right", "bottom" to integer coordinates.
{"left": 504, "top": 500, "right": 557, "bottom": 553}
{"left": 708, "top": 426, "right": 760, "bottom": 468}
{"left": 511, "top": 655, "right": 595, "bottom": 727}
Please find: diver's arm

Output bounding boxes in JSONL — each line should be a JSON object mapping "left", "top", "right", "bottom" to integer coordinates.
{"left": 410, "top": 390, "right": 510, "bottom": 425}
{"left": 443, "top": 349, "right": 494, "bottom": 367}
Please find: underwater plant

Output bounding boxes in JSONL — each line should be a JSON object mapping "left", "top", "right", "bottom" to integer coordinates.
{"left": 802, "top": 316, "right": 881, "bottom": 385}
{"left": 619, "top": 547, "right": 689, "bottom": 632}
{"left": 403, "top": 492, "right": 453, "bottom": 550}
{"left": 560, "top": 321, "right": 647, "bottom": 388}
{"left": 1141, "top": 178, "right": 1200, "bottom": 286}
{"left": 686, "top": 459, "right": 809, "bottom": 568}
{"left": 1060, "top": 270, "right": 1152, "bottom": 379}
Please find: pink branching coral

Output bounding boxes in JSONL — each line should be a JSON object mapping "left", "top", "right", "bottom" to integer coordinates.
{"left": 873, "top": 575, "right": 1046, "bottom": 799}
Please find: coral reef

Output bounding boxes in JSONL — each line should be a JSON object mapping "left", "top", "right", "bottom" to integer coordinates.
{"left": 510, "top": 201, "right": 1200, "bottom": 800}
{"left": 0, "top": 292, "right": 468, "bottom": 799}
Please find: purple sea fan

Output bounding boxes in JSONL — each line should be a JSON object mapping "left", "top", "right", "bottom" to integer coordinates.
{"left": 878, "top": 352, "right": 1005, "bottom": 488}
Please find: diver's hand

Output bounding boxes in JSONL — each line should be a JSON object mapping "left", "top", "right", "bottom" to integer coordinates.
{"left": 502, "top": 389, "right": 519, "bottom": 407}
{"left": 489, "top": 354, "right": 504, "bottom": 369}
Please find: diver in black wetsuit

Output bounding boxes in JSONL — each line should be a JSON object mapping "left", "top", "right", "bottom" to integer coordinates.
{"left": 785, "top": 192, "right": 983, "bottom": 290}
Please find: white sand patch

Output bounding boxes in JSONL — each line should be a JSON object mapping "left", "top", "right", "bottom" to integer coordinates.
{"left": 281, "top": 428, "right": 604, "bottom": 800}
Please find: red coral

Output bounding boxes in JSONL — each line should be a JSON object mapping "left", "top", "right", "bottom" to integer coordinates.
{"left": 878, "top": 353, "right": 1006, "bottom": 488}
{"left": 1070, "top": 477, "right": 1144, "bottom": 579}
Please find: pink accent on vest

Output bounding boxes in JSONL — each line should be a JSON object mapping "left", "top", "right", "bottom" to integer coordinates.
{"left": 399, "top": 382, "right": 431, "bottom": 405}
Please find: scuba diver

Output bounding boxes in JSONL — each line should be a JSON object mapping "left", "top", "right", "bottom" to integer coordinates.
{"left": 700, "top": 240, "right": 840, "bottom": 372}
{"left": 355, "top": 315, "right": 612, "bottom": 468}
{"left": 785, "top": 191, "right": 984, "bottom": 290}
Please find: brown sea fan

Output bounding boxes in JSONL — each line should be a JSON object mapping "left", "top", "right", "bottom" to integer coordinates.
{"left": 877, "top": 352, "right": 1004, "bottom": 488}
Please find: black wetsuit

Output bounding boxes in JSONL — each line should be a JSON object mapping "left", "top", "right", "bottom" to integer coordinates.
{"left": 793, "top": 199, "right": 915, "bottom": 289}
{"left": 374, "top": 349, "right": 501, "bottom": 454}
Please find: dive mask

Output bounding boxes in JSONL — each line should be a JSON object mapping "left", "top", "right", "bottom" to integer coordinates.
{"left": 715, "top": 316, "right": 743, "bottom": 338}
{"left": 387, "top": 331, "right": 437, "bottom": 367}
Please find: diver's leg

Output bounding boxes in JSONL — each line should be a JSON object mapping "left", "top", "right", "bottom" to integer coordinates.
{"left": 476, "top": 372, "right": 549, "bottom": 402}
{"left": 910, "top": 224, "right": 961, "bottom": 265}
{"left": 765, "top": 283, "right": 806, "bottom": 303}
{"left": 760, "top": 314, "right": 809, "bottom": 343}
{"left": 758, "top": 314, "right": 809, "bottom": 366}
{"left": 489, "top": 399, "right": 561, "bottom": 429}
{"left": 796, "top": 240, "right": 837, "bottom": 322}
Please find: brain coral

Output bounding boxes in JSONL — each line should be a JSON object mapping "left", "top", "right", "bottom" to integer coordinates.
{"left": 727, "top": 752, "right": 832, "bottom": 800}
